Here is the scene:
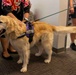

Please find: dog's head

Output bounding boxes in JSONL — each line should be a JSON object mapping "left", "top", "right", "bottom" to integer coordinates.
{"left": 0, "top": 15, "right": 14, "bottom": 37}
{"left": 0, "top": 15, "right": 26, "bottom": 39}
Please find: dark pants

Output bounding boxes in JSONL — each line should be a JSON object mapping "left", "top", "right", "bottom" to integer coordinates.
{"left": 70, "top": 7, "right": 76, "bottom": 18}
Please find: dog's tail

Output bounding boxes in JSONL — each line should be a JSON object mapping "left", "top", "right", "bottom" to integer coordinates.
{"left": 52, "top": 25, "right": 76, "bottom": 33}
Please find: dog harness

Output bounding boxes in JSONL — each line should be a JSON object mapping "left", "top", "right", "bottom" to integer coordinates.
{"left": 17, "top": 21, "right": 34, "bottom": 43}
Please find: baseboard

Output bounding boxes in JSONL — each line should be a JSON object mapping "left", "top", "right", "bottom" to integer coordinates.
{"left": 52, "top": 47, "right": 66, "bottom": 53}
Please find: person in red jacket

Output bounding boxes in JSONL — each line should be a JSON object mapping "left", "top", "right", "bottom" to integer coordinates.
{"left": 0, "top": 0, "right": 31, "bottom": 60}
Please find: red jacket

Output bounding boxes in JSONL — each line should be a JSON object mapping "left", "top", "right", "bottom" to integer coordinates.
{"left": 2, "top": 0, "right": 30, "bottom": 11}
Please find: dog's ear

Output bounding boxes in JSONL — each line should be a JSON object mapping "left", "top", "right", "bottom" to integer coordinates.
{"left": 14, "top": 26, "right": 21, "bottom": 37}
{"left": 14, "top": 23, "right": 26, "bottom": 38}
{"left": 5, "top": 17, "right": 15, "bottom": 34}
{"left": 6, "top": 27, "right": 15, "bottom": 35}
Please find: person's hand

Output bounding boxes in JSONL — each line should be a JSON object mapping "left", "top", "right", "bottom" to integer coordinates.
{"left": 70, "top": 7, "right": 74, "bottom": 14}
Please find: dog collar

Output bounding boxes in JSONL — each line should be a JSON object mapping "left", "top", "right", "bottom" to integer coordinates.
{"left": 17, "top": 21, "right": 34, "bottom": 43}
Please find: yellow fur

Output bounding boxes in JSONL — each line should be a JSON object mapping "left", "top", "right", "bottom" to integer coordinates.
{"left": 0, "top": 15, "right": 76, "bottom": 72}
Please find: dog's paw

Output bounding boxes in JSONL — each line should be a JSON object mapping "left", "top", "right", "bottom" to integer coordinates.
{"left": 35, "top": 53, "right": 41, "bottom": 56}
{"left": 17, "top": 59, "right": 22, "bottom": 64}
{"left": 20, "top": 67, "right": 27, "bottom": 72}
{"left": 44, "top": 59, "right": 51, "bottom": 64}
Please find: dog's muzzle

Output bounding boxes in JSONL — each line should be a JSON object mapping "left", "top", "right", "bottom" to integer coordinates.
{"left": 0, "top": 29, "right": 6, "bottom": 36}
{"left": 0, "top": 21, "right": 6, "bottom": 37}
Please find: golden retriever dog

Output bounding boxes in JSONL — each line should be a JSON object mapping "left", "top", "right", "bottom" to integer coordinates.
{"left": 0, "top": 15, "right": 76, "bottom": 72}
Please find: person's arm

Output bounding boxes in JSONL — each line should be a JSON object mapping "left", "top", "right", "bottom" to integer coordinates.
{"left": 69, "top": 0, "right": 74, "bottom": 14}
{"left": 70, "top": 0, "right": 73, "bottom": 8}
{"left": 7, "top": 12, "right": 24, "bottom": 27}
{"left": 7, "top": 12, "right": 19, "bottom": 21}
{"left": 22, "top": 0, "right": 31, "bottom": 22}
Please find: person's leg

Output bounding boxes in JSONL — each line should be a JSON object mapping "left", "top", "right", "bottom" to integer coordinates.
{"left": 1, "top": 37, "right": 13, "bottom": 60}
{"left": 70, "top": 19, "right": 76, "bottom": 42}
{"left": 0, "top": 35, "right": 17, "bottom": 60}
{"left": 8, "top": 43, "right": 17, "bottom": 53}
{"left": 70, "top": 19, "right": 76, "bottom": 50}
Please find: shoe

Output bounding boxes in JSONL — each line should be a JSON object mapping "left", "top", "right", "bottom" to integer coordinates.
{"left": 2, "top": 53, "right": 13, "bottom": 60}
{"left": 8, "top": 49, "right": 17, "bottom": 54}
{"left": 70, "top": 43, "right": 76, "bottom": 51}
{"left": 8, "top": 50, "right": 17, "bottom": 54}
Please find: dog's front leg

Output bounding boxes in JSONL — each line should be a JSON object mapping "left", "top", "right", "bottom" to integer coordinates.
{"left": 17, "top": 50, "right": 23, "bottom": 64}
{"left": 20, "top": 44, "right": 30, "bottom": 72}
{"left": 20, "top": 49, "right": 30, "bottom": 72}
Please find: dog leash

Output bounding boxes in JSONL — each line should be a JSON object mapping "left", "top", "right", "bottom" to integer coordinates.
{"left": 35, "top": 8, "right": 69, "bottom": 21}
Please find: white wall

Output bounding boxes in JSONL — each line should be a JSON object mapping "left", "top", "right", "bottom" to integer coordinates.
{"left": 30, "top": 0, "right": 60, "bottom": 25}
{"left": 30, "top": 0, "right": 69, "bottom": 49}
